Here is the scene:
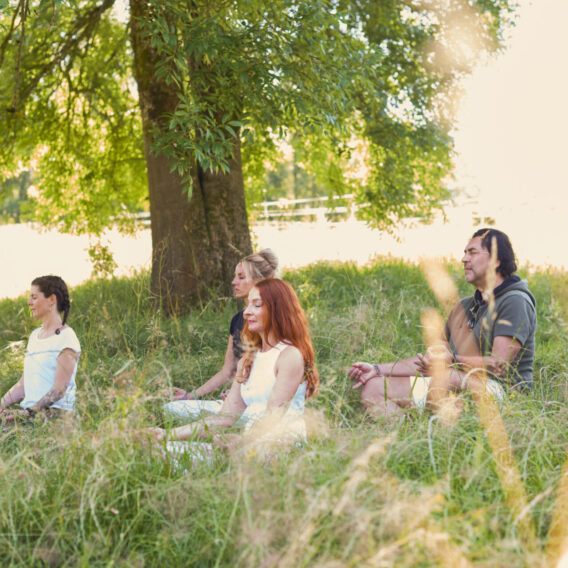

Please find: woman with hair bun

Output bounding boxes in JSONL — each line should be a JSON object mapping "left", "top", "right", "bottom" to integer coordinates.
{"left": 164, "top": 249, "right": 278, "bottom": 421}
{"left": 149, "top": 278, "right": 319, "bottom": 460}
{"left": 0, "top": 275, "right": 80, "bottom": 421}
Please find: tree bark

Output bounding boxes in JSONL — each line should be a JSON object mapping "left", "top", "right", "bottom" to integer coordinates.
{"left": 129, "top": 0, "right": 252, "bottom": 314}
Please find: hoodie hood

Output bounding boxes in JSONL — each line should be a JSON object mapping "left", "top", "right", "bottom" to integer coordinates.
{"left": 494, "top": 277, "right": 536, "bottom": 308}
{"left": 473, "top": 275, "right": 536, "bottom": 308}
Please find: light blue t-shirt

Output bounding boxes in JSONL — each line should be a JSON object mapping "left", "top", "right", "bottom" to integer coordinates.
{"left": 21, "top": 326, "right": 81, "bottom": 411}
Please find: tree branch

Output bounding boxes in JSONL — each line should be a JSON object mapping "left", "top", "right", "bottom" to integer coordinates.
{"left": 10, "top": 0, "right": 29, "bottom": 112}
{"left": 0, "top": 0, "right": 23, "bottom": 72}
{"left": 16, "top": 0, "right": 117, "bottom": 110}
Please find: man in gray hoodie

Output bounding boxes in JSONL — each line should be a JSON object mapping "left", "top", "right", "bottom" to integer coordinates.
{"left": 348, "top": 228, "right": 537, "bottom": 417}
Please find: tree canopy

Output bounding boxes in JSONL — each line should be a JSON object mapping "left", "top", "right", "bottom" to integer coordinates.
{"left": 0, "top": 0, "right": 514, "bottom": 311}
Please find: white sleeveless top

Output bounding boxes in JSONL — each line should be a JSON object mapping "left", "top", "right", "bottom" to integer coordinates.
{"left": 240, "top": 341, "right": 307, "bottom": 440}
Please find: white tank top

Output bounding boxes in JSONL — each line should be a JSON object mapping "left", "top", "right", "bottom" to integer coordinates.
{"left": 240, "top": 341, "right": 307, "bottom": 439}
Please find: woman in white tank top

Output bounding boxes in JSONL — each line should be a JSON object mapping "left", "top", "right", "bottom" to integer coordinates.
{"left": 147, "top": 279, "right": 319, "bottom": 461}
{"left": 163, "top": 249, "right": 279, "bottom": 422}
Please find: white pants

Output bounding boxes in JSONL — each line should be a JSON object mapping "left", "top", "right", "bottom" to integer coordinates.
{"left": 163, "top": 399, "right": 224, "bottom": 421}
{"left": 162, "top": 399, "right": 249, "bottom": 426}
{"left": 409, "top": 375, "right": 505, "bottom": 409}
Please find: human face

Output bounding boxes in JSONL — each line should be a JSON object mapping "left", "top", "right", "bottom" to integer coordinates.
{"left": 243, "top": 286, "right": 267, "bottom": 335}
{"left": 28, "top": 285, "right": 55, "bottom": 320}
{"left": 231, "top": 263, "right": 255, "bottom": 299}
{"left": 461, "top": 237, "right": 495, "bottom": 290}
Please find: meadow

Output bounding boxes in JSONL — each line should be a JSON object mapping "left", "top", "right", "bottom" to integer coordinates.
{"left": 0, "top": 259, "right": 566, "bottom": 567}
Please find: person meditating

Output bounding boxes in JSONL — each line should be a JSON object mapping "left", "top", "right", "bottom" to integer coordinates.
{"left": 1, "top": 275, "right": 80, "bottom": 421}
{"left": 348, "top": 229, "right": 537, "bottom": 417}
{"left": 163, "top": 249, "right": 278, "bottom": 422}
{"left": 149, "top": 278, "right": 319, "bottom": 463}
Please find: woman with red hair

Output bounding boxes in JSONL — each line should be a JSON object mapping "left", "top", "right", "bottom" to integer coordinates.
{"left": 148, "top": 279, "right": 318, "bottom": 459}
{"left": 163, "top": 249, "right": 278, "bottom": 421}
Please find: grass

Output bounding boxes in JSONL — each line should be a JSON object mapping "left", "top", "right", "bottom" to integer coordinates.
{"left": 0, "top": 259, "right": 567, "bottom": 566}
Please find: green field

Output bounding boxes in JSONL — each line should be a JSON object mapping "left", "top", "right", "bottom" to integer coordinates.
{"left": 0, "top": 260, "right": 566, "bottom": 566}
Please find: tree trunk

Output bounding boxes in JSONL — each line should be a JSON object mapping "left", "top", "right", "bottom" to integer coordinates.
{"left": 129, "top": 0, "right": 252, "bottom": 314}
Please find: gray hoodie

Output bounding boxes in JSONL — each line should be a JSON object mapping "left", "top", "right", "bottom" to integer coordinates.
{"left": 445, "top": 277, "right": 537, "bottom": 388}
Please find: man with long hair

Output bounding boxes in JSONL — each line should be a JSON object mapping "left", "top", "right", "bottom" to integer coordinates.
{"left": 349, "top": 229, "right": 537, "bottom": 417}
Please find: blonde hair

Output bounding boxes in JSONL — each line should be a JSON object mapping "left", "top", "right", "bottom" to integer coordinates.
{"left": 240, "top": 249, "right": 279, "bottom": 281}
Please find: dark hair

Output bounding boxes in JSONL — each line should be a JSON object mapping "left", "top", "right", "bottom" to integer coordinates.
{"left": 471, "top": 228, "right": 517, "bottom": 278}
{"left": 31, "top": 275, "right": 71, "bottom": 326}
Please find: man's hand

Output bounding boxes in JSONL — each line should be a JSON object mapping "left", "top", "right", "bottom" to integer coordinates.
{"left": 415, "top": 352, "right": 431, "bottom": 376}
{"left": 416, "top": 345, "right": 453, "bottom": 376}
{"left": 348, "top": 362, "right": 379, "bottom": 390}
{"left": 482, "top": 356, "right": 506, "bottom": 377}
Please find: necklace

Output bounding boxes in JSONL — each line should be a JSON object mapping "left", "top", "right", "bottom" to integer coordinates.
{"left": 40, "top": 324, "right": 64, "bottom": 338}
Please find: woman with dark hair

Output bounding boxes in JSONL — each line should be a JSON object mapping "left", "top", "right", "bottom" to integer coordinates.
{"left": 0, "top": 275, "right": 80, "bottom": 421}
{"left": 149, "top": 278, "right": 318, "bottom": 460}
{"left": 163, "top": 249, "right": 278, "bottom": 421}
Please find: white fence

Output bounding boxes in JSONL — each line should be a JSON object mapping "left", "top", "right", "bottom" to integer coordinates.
{"left": 130, "top": 193, "right": 359, "bottom": 226}
{"left": 251, "top": 193, "right": 359, "bottom": 222}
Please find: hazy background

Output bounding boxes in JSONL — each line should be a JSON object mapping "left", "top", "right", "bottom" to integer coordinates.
{"left": 2, "top": 0, "right": 565, "bottom": 299}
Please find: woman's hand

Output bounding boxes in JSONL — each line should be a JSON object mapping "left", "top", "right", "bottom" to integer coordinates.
{"left": 212, "top": 432, "right": 240, "bottom": 450}
{"left": 0, "top": 409, "right": 30, "bottom": 422}
{"left": 146, "top": 427, "right": 167, "bottom": 442}
{"left": 134, "top": 427, "right": 167, "bottom": 445}
{"left": 348, "top": 362, "right": 379, "bottom": 389}
{"left": 172, "top": 387, "right": 192, "bottom": 401}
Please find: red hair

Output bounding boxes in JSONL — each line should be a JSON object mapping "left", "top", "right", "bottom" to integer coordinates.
{"left": 239, "top": 279, "right": 319, "bottom": 398}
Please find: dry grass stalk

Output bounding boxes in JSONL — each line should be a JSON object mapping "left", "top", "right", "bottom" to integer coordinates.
{"left": 545, "top": 456, "right": 568, "bottom": 566}
{"left": 474, "top": 385, "right": 539, "bottom": 556}
{"left": 332, "top": 434, "right": 395, "bottom": 517}
{"left": 365, "top": 491, "right": 473, "bottom": 567}
{"left": 420, "top": 259, "right": 460, "bottom": 314}
{"left": 277, "top": 435, "right": 395, "bottom": 567}
{"left": 421, "top": 308, "right": 458, "bottom": 423}
{"left": 422, "top": 253, "right": 538, "bottom": 556}
{"left": 470, "top": 241, "right": 538, "bottom": 555}
{"left": 421, "top": 524, "right": 474, "bottom": 568}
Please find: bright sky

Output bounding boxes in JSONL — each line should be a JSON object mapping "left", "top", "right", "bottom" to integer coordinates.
{"left": 452, "top": 0, "right": 568, "bottom": 268}
{"left": 1, "top": 0, "right": 566, "bottom": 300}
{"left": 272, "top": 0, "right": 568, "bottom": 272}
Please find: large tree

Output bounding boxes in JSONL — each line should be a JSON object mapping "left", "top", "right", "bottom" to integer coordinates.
{"left": 0, "top": 0, "right": 513, "bottom": 313}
